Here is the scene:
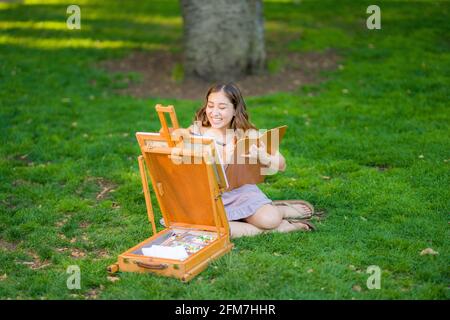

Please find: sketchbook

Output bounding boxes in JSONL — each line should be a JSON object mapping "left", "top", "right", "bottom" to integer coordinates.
{"left": 225, "top": 125, "right": 287, "bottom": 191}
{"left": 187, "top": 126, "right": 287, "bottom": 191}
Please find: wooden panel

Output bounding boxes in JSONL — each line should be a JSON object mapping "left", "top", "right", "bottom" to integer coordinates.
{"left": 145, "top": 152, "right": 217, "bottom": 227}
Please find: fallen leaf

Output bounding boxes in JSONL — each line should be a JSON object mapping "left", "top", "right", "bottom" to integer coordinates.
{"left": 0, "top": 274, "right": 7, "bottom": 281}
{"left": 352, "top": 285, "right": 362, "bottom": 292}
{"left": 71, "top": 249, "right": 86, "bottom": 258}
{"left": 112, "top": 202, "right": 121, "bottom": 209}
{"left": 420, "top": 248, "right": 438, "bottom": 256}
{"left": 107, "top": 276, "right": 120, "bottom": 283}
{"left": 85, "top": 288, "right": 99, "bottom": 299}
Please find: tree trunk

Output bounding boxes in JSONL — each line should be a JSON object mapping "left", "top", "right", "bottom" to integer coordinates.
{"left": 180, "top": 0, "right": 266, "bottom": 82}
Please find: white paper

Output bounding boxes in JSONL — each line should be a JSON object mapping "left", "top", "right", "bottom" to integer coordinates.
{"left": 142, "top": 245, "right": 189, "bottom": 260}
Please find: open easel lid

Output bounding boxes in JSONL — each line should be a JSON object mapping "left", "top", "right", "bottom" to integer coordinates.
{"left": 136, "top": 132, "right": 228, "bottom": 230}
{"left": 135, "top": 105, "right": 229, "bottom": 231}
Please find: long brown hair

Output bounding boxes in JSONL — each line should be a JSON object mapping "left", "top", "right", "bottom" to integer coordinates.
{"left": 194, "top": 83, "right": 257, "bottom": 131}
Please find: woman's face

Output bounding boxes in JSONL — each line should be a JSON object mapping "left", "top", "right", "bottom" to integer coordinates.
{"left": 206, "top": 91, "right": 235, "bottom": 130}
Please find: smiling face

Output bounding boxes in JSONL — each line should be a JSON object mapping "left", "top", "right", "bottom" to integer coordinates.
{"left": 206, "top": 91, "right": 235, "bottom": 130}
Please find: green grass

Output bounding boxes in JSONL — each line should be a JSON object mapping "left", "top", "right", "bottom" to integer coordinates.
{"left": 0, "top": 0, "right": 449, "bottom": 299}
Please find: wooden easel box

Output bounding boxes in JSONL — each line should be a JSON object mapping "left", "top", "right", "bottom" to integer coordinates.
{"left": 108, "top": 131, "right": 233, "bottom": 282}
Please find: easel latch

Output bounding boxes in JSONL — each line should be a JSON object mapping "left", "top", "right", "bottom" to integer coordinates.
{"left": 157, "top": 182, "right": 164, "bottom": 196}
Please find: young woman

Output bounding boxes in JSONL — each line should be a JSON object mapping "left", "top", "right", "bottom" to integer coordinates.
{"left": 180, "top": 83, "right": 316, "bottom": 238}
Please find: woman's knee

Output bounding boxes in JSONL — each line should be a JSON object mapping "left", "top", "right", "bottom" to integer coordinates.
{"left": 245, "top": 204, "right": 283, "bottom": 229}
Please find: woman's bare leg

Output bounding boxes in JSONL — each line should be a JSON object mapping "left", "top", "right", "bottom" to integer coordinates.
{"left": 229, "top": 221, "right": 265, "bottom": 239}
{"left": 229, "top": 204, "right": 313, "bottom": 238}
{"left": 229, "top": 219, "right": 311, "bottom": 238}
{"left": 244, "top": 204, "right": 284, "bottom": 229}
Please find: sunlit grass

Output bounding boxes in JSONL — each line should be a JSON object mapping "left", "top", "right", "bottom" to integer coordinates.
{"left": 0, "top": 0, "right": 448, "bottom": 300}
{"left": 82, "top": 13, "right": 182, "bottom": 27}
{"left": 0, "top": 21, "right": 82, "bottom": 31}
{"left": 265, "top": 21, "right": 302, "bottom": 33}
{"left": 24, "top": 0, "right": 91, "bottom": 5}
{"left": 0, "top": 35, "right": 169, "bottom": 50}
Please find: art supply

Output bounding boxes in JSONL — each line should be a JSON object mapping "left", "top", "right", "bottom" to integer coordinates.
{"left": 142, "top": 245, "right": 189, "bottom": 260}
{"left": 159, "top": 229, "right": 218, "bottom": 256}
{"left": 140, "top": 229, "right": 218, "bottom": 261}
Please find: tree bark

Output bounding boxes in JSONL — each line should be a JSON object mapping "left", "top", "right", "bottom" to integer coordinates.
{"left": 180, "top": 0, "right": 266, "bottom": 82}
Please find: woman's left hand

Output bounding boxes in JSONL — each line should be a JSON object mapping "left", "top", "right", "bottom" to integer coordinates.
{"left": 243, "top": 141, "right": 272, "bottom": 166}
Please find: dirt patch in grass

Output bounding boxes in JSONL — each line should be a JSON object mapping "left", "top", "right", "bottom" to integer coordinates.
{"left": 70, "top": 248, "right": 86, "bottom": 259}
{"left": 0, "top": 239, "right": 18, "bottom": 251}
{"left": 79, "top": 221, "right": 91, "bottom": 229}
{"left": 10, "top": 153, "right": 33, "bottom": 165}
{"left": 55, "top": 214, "right": 71, "bottom": 228}
{"left": 85, "top": 285, "right": 104, "bottom": 300}
{"left": 2, "top": 195, "right": 18, "bottom": 211}
{"left": 366, "top": 163, "right": 392, "bottom": 172}
{"left": 86, "top": 177, "right": 117, "bottom": 201}
{"left": 16, "top": 251, "right": 51, "bottom": 270}
{"left": 76, "top": 177, "right": 117, "bottom": 201}
{"left": 93, "top": 249, "right": 111, "bottom": 261}
{"left": 98, "top": 50, "right": 340, "bottom": 100}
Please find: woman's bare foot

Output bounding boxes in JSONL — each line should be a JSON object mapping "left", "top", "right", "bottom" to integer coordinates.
{"left": 229, "top": 219, "right": 314, "bottom": 238}
{"left": 273, "top": 219, "right": 314, "bottom": 233}
{"left": 274, "top": 201, "right": 314, "bottom": 219}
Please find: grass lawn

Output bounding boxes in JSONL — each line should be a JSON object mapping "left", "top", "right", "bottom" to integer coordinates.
{"left": 0, "top": 0, "right": 449, "bottom": 299}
